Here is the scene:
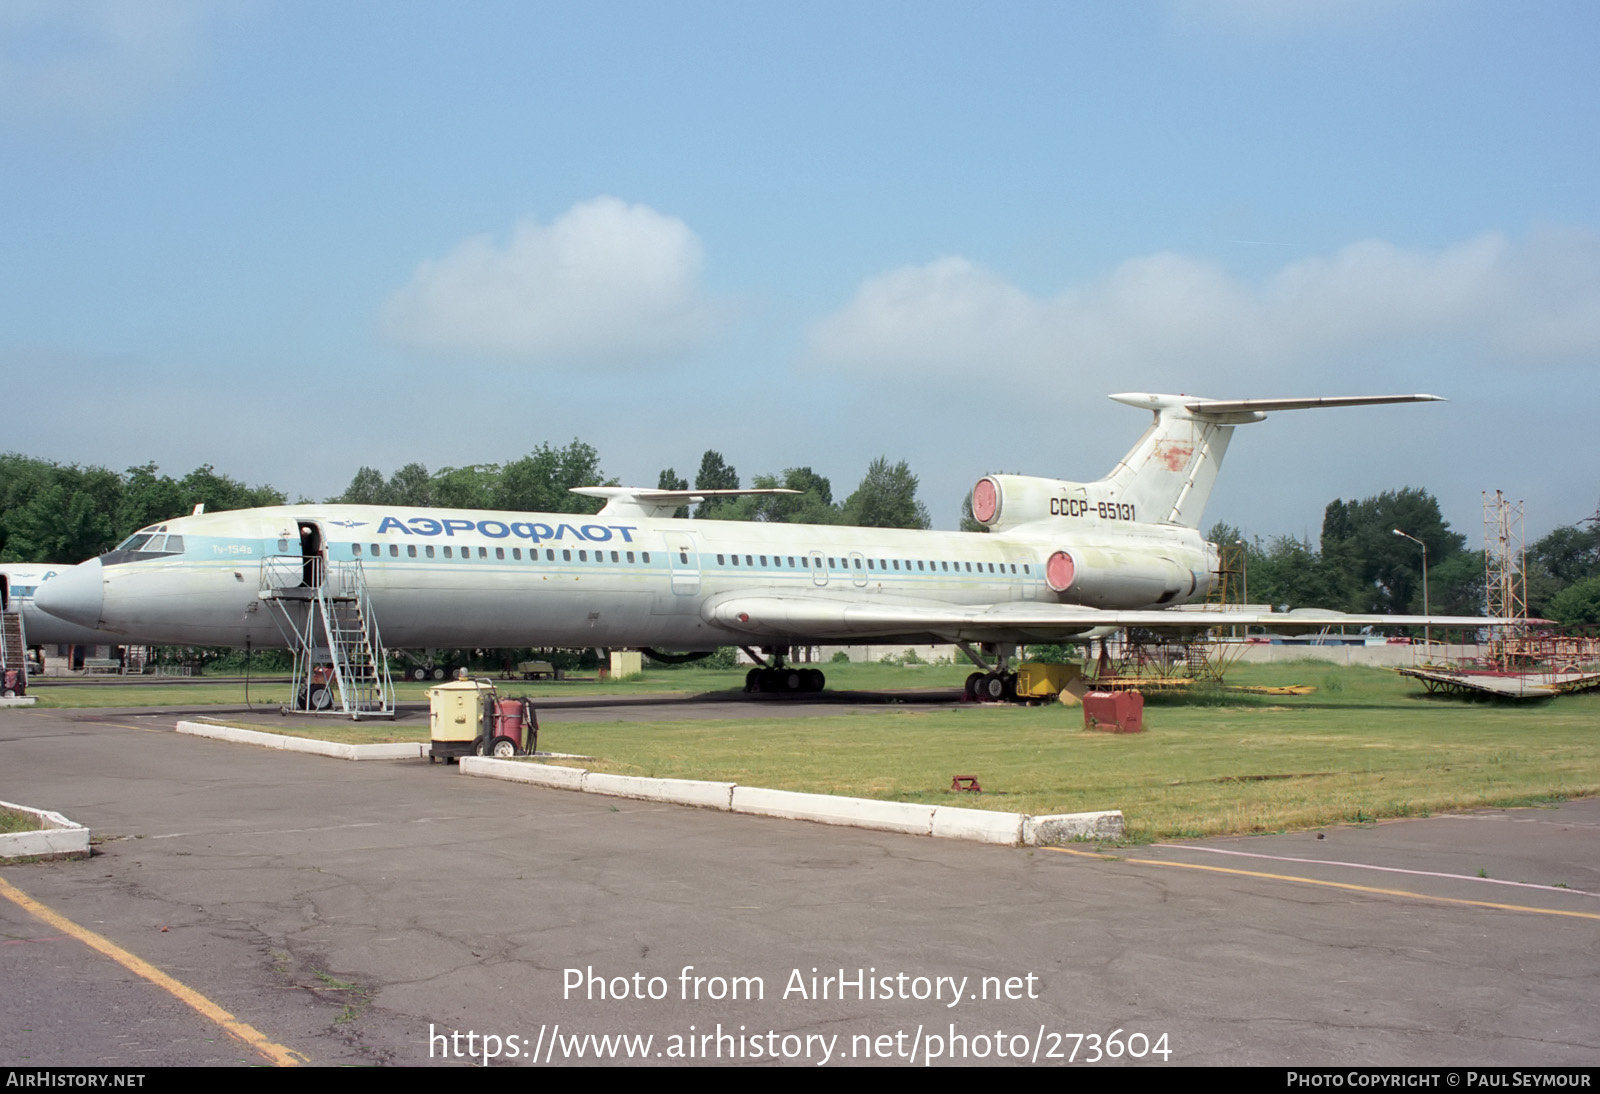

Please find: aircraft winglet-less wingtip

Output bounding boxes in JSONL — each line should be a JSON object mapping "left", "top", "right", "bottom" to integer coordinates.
{"left": 35, "top": 391, "right": 1502, "bottom": 701}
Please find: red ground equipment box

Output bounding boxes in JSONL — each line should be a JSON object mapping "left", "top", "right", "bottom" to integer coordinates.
{"left": 1082, "top": 690, "right": 1144, "bottom": 733}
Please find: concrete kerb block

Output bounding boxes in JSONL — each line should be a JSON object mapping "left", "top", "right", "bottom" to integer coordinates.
{"left": 175, "top": 720, "right": 425, "bottom": 761}
{"left": 1024, "top": 810, "right": 1125, "bottom": 845}
{"left": 731, "top": 786, "right": 936, "bottom": 836}
{"left": 583, "top": 772, "right": 735, "bottom": 811}
{"left": 931, "top": 805, "right": 1026, "bottom": 845}
{"left": 0, "top": 800, "right": 89, "bottom": 861}
{"left": 460, "top": 758, "right": 589, "bottom": 790}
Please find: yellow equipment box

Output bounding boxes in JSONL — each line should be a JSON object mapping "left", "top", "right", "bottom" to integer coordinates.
{"left": 1015, "top": 661, "right": 1082, "bottom": 699}
{"left": 428, "top": 678, "right": 496, "bottom": 747}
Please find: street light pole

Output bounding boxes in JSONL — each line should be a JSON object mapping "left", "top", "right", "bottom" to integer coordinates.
{"left": 1393, "top": 529, "right": 1430, "bottom": 651}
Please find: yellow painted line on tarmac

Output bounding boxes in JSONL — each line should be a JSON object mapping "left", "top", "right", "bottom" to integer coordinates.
{"left": 0, "top": 875, "right": 308, "bottom": 1065}
{"left": 1045, "top": 846, "right": 1600, "bottom": 922}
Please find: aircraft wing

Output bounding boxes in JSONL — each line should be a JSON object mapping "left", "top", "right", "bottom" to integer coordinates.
{"left": 702, "top": 592, "right": 1507, "bottom": 645}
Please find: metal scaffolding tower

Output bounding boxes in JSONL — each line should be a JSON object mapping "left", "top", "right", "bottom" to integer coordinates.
{"left": 1483, "top": 490, "right": 1528, "bottom": 672}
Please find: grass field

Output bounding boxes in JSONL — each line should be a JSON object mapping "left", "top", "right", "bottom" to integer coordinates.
{"left": 535, "top": 668, "right": 1598, "bottom": 841}
{"left": 0, "top": 807, "right": 43, "bottom": 834}
{"left": 18, "top": 662, "right": 1597, "bottom": 841}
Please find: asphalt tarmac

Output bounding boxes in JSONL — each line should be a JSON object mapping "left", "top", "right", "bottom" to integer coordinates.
{"left": 1, "top": 699, "right": 1596, "bottom": 1068}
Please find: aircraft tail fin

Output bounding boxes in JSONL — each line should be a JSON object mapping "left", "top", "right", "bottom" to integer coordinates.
{"left": 1101, "top": 393, "right": 1443, "bottom": 529}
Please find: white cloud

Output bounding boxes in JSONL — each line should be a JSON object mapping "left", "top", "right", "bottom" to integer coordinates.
{"left": 806, "top": 229, "right": 1600, "bottom": 383}
{"left": 382, "top": 197, "right": 721, "bottom": 367}
{"left": 0, "top": 0, "right": 226, "bottom": 124}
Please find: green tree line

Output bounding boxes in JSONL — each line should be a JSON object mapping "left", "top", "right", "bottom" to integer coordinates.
{"left": 0, "top": 455, "right": 284, "bottom": 563}
{"left": 1210, "top": 488, "right": 1600, "bottom": 626}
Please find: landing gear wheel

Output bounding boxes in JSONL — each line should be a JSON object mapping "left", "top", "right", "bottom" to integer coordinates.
{"left": 780, "top": 669, "right": 802, "bottom": 692}
{"left": 802, "top": 668, "right": 824, "bottom": 692}
{"left": 965, "top": 672, "right": 985, "bottom": 701}
{"left": 980, "top": 672, "right": 1016, "bottom": 703}
{"left": 410, "top": 666, "right": 428, "bottom": 682}
{"left": 431, "top": 667, "right": 447, "bottom": 680}
{"left": 490, "top": 736, "right": 518, "bottom": 758}
{"left": 745, "top": 667, "right": 762, "bottom": 693}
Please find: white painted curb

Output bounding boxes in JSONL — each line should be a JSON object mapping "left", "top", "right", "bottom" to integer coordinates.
{"left": 459, "top": 759, "right": 735, "bottom": 809}
{"left": 732, "top": 786, "right": 936, "bottom": 836}
{"left": 585, "top": 772, "right": 735, "bottom": 810}
{"left": 0, "top": 696, "right": 39, "bottom": 707}
{"left": 1025, "top": 811, "right": 1125, "bottom": 843}
{"left": 0, "top": 800, "right": 89, "bottom": 860}
{"left": 176, "top": 720, "right": 426, "bottom": 761}
{"left": 460, "top": 758, "right": 588, "bottom": 790}
{"left": 931, "top": 804, "right": 1027, "bottom": 845}
{"left": 461, "top": 760, "right": 1123, "bottom": 847}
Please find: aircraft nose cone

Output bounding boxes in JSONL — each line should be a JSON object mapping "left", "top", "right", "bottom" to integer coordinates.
{"left": 34, "top": 559, "right": 105, "bottom": 629}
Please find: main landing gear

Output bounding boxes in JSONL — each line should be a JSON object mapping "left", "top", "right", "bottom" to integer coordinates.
{"left": 741, "top": 646, "right": 825, "bottom": 694}
{"left": 964, "top": 670, "right": 1017, "bottom": 703}
{"left": 958, "top": 641, "right": 1019, "bottom": 703}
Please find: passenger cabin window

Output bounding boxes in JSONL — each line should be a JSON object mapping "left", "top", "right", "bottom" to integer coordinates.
{"left": 497, "top": 548, "right": 505, "bottom": 560}
{"left": 443, "top": 546, "right": 452, "bottom": 558}
{"left": 425, "top": 546, "right": 435, "bottom": 558}
{"left": 407, "top": 546, "right": 417, "bottom": 558}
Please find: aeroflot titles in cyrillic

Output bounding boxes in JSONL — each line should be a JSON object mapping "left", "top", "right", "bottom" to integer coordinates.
{"left": 375, "top": 516, "right": 639, "bottom": 544}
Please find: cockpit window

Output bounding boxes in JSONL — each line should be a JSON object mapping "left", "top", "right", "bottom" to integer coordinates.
{"left": 102, "top": 531, "right": 187, "bottom": 566}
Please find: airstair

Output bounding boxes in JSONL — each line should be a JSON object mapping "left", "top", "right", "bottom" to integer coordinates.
{"left": 1, "top": 605, "right": 26, "bottom": 694}
{"left": 258, "top": 555, "right": 395, "bottom": 718}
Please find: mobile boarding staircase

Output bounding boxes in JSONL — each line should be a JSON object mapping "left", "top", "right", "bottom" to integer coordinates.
{"left": 259, "top": 555, "right": 395, "bottom": 718}
{"left": 1, "top": 587, "right": 26, "bottom": 696}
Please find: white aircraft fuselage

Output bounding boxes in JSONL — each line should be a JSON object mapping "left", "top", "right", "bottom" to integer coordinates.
{"left": 35, "top": 393, "right": 1486, "bottom": 654}
{"left": 31, "top": 502, "right": 1214, "bottom": 649}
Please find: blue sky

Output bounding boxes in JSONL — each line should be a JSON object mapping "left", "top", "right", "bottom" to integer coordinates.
{"left": 3, "top": 0, "right": 1596, "bottom": 545}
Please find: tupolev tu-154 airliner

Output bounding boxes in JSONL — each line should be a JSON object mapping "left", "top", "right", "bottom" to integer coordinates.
{"left": 35, "top": 392, "right": 1501, "bottom": 699}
